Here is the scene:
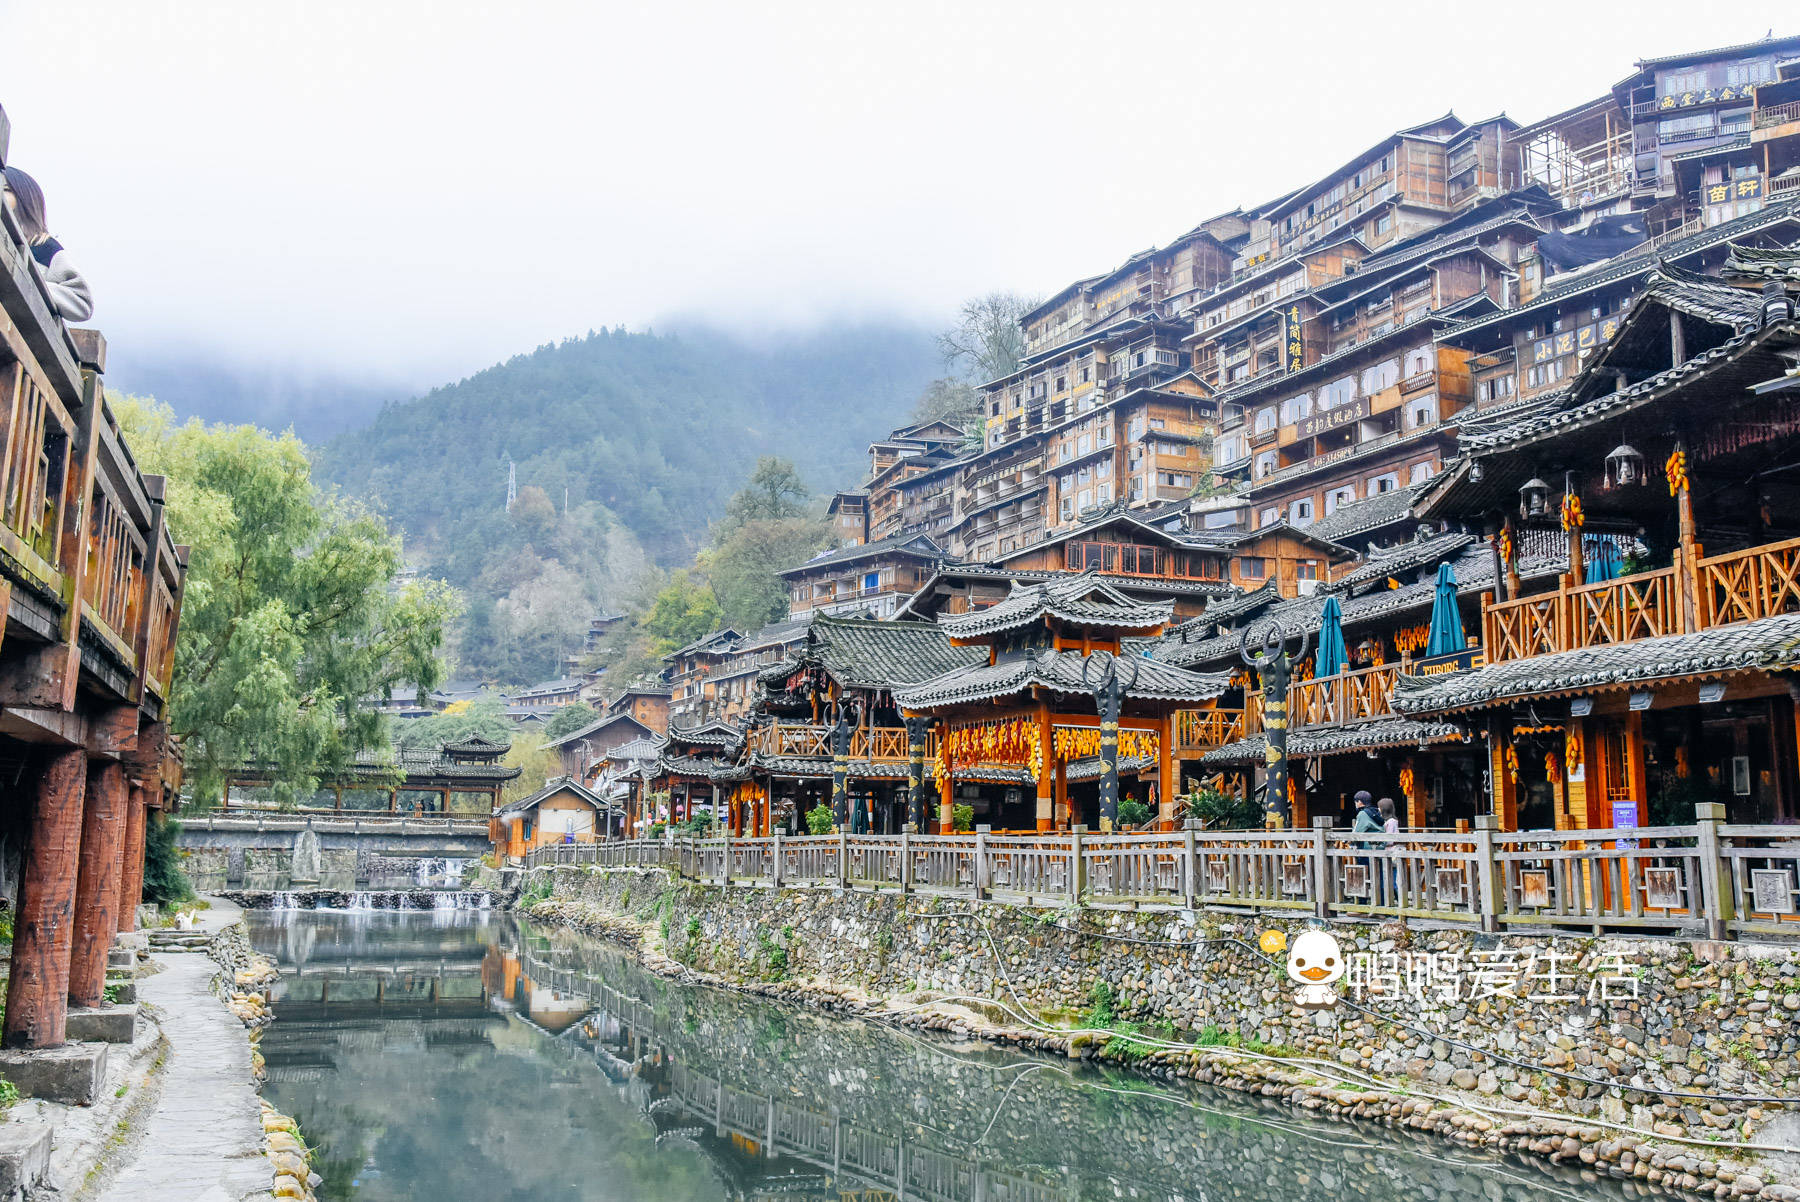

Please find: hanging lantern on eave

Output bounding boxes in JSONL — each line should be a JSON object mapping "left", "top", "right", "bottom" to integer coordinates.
{"left": 1519, "top": 477, "right": 1551, "bottom": 520}
{"left": 1605, "top": 442, "right": 1646, "bottom": 489}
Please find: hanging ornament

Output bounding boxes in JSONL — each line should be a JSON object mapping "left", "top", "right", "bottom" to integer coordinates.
{"left": 1504, "top": 745, "right": 1520, "bottom": 783}
{"left": 1496, "top": 528, "right": 1515, "bottom": 569}
{"left": 1565, "top": 729, "right": 1583, "bottom": 772}
{"left": 1560, "top": 493, "right": 1584, "bottom": 532}
{"left": 1665, "top": 447, "right": 1689, "bottom": 497}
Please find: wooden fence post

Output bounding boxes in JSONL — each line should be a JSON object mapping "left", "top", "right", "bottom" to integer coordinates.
{"left": 1069, "top": 826, "right": 1086, "bottom": 906}
{"left": 1310, "top": 816, "right": 1334, "bottom": 922}
{"left": 974, "top": 825, "right": 990, "bottom": 900}
{"left": 1472, "top": 814, "right": 1502, "bottom": 932}
{"left": 899, "top": 826, "right": 913, "bottom": 895}
{"left": 1183, "top": 818, "right": 1200, "bottom": 910}
{"left": 720, "top": 831, "right": 731, "bottom": 888}
{"left": 1695, "top": 801, "right": 1731, "bottom": 941}
{"left": 771, "top": 830, "right": 785, "bottom": 889}
{"left": 836, "top": 829, "right": 848, "bottom": 890}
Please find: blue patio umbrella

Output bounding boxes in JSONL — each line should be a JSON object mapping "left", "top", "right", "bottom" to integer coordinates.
{"left": 1425, "top": 562, "right": 1466, "bottom": 658}
{"left": 1586, "top": 536, "right": 1622, "bottom": 582}
{"left": 1316, "top": 595, "right": 1347, "bottom": 677}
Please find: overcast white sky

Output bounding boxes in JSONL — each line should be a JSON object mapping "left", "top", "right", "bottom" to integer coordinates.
{"left": 1, "top": 0, "right": 1793, "bottom": 393}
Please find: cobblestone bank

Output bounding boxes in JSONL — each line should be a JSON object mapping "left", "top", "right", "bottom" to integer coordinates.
{"left": 526, "top": 864, "right": 1800, "bottom": 1200}
{"left": 208, "top": 921, "right": 314, "bottom": 1200}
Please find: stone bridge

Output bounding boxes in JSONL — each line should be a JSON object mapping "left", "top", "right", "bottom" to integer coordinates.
{"left": 176, "top": 813, "right": 490, "bottom": 891}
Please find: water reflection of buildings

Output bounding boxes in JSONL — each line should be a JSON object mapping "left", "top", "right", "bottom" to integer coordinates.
{"left": 252, "top": 915, "right": 1624, "bottom": 1202}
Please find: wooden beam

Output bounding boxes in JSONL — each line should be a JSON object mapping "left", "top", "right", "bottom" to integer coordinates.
{"left": 116, "top": 784, "right": 147, "bottom": 935}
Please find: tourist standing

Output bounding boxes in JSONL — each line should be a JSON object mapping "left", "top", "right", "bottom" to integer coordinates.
{"left": 1378, "top": 796, "right": 1403, "bottom": 898}
{"left": 2, "top": 166, "right": 94, "bottom": 322}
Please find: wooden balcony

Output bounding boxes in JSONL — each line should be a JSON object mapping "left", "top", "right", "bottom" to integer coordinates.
{"left": 1483, "top": 536, "right": 1800, "bottom": 666}
{"left": 1290, "top": 662, "right": 1400, "bottom": 727}
{"left": 0, "top": 198, "right": 187, "bottom": 720}
{"left": 1171, "top": 708, "right": 1244, "bottom": 755}
{"left": 747, "top": 721, "right": 933, "bottom": 762}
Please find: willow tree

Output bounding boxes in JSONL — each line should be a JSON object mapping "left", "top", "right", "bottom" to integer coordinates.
{"left": 115, "top": 396, "right": 460, "bottom": 806}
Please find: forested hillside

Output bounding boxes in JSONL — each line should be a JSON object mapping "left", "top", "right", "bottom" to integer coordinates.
{"left": 314, "top": 323, "right": 940, "bottom": 680}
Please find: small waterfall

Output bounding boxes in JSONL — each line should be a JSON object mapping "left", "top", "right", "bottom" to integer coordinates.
{"left": 272, "top": 891, "right": 299, "bottom": 911}
{"left": 432, "top": 890, "right": 492, "bottom": 911}
{"left": 348, "top": 892, "right": 375, "bottom": 910}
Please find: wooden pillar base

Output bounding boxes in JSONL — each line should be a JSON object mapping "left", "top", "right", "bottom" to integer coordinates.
{"left": 117, "top": 785, "right": 148, "bottom": 933}
{"left": 5, "top": 749, "right": 88, "bottom": 1049}
{"left": 70, "top": 761, "right": 128, "bottom": 1008}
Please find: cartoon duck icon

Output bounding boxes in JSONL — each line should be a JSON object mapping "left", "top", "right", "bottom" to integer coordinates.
{"left": 1286, "top": 928, "right": 1344, "bottom": 1009}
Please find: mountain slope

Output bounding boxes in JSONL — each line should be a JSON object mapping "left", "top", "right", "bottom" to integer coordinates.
{"left": 312, "top": 323, "right": 940, "bottom": 679}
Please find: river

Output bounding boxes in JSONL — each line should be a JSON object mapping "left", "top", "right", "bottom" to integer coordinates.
{"left": 246, "top": 909, "right": 1679, "bottom": 1202}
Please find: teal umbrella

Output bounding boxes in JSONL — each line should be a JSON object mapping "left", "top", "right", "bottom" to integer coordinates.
{"left": 1426, "top": 562, "right": 1466, "bottom": 657}
{"left": 1316, "top": 595, "right": 1347, "bottom": 677}
{"left": 1587, "top": 537, "right": 1622, "bottom": 582}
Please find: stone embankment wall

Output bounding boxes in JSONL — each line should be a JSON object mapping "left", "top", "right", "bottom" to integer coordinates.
{"left": 529, "top": 864, "right": 1800, "bottom": 1200}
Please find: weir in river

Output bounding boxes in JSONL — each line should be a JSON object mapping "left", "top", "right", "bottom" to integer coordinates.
{"left": 243, "top": 909, "right": 1690, "bottom": 1202}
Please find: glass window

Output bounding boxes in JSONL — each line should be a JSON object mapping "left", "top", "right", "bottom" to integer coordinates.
{"left": 1403, "top": 346, "right": 1434, "bottom": 378}
{"left": 1254, "top": 408, "right": 1279, "bottom": 432}
{"left": 1318, "top": 377, "right": 1357, "bottom": 409}
{"left": 1280, "top": 392, "right": 1313, "bottom": 423}
{"left": 1239, "top": 557, "right": 1267, "bottom": 579}
{"left": 1361, "top": 359, "right": 1400, "bottom": 394}
{"left": 1406, "top": 395, "right": 1439, "bottom": 429}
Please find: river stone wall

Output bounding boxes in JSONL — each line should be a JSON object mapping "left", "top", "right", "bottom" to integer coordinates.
{"left": 530, "top": 864, "right": 1800, "bottom": 1197}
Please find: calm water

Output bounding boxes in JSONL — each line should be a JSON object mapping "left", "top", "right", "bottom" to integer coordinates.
{"left": 246, "top": 910, "right": 1674, "bottom": 1202}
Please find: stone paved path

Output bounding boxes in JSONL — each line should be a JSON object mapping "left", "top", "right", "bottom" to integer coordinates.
{"left": 95, "top": 901, "right": 271, "bottom": 1202}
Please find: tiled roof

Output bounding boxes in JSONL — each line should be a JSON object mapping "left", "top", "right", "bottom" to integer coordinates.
{"left": 1065, "top": 755, "right": 1155, "bottom": 782}
{"left": 1198, "top": 719, "right": 1471, "bottom": 765}
{"left": 1461, "top": 318, "right": 1798, "bottom": 453}
{"left": 895, "top": 565, "right": 1233, "bottom": 622}
{"left": 1440, "top": 197, "right": 1800, "bottom": 344}
{"left": 513, "top": 676, "right": 584, "bottom": 698}
{"left": 440, "top": 734, "right": 511, "bottom": 755}
{"left": 938, "top": 571, "right": 1176, "bottom": 640}
{"left": 658, "top": 753, "right": 740, "bottom": 780}
{"left": 805, "top": 615, "right": 985, "bottom": 689}
{"left": 1393, "top": 612, "right": 1800, "bottom": 716}
{"left": 1724, "top": 242, "right": 1800, "bottom": 284}
{"left": 666, "top": 720, "right": 742, "bottom": 748}
{"left": 1303, "top": 484, "right": 1427, "bottom": 545}
{"left": 496, "top": 776, "right": 612, "bottom": 816}
{"left": 749, "top": 755, "right": 917, "bottom": 781}
{"left": 1331, "top": 531, "right": 1474, "bottom": 591}
{"left": 541, "top": 710, "right": 655, "bottom": 752}
{"left": 894, "top": 649, "right": 1228, "bottom": 709}
{"left": 779, "top": 532, "right": 944, "bottom": 577}
{"left": 603, "top": 736, "right": 666, "bottom": 762}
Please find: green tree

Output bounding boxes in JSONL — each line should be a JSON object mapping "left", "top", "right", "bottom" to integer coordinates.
{"left": 115, "top": 396, "right": 460, "bottom": 807}
{"left": 392, "top": 695, "right": 514, "bottom": 751}
{"left": 723, "top": 456, "right": 811, "bottom": 529}
{"left": 705, "top": 516, "right": 827, "bottom": 630}
{"left": 542, "top": 702, "right": 600, "bottom": 740}
{"left": 642, "top": 574, "right": 723, "bottom": 654}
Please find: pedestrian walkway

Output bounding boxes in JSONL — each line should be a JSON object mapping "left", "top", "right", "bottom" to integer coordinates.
{"left": 96, "top": 899, "right": 271, "bottom": 1202}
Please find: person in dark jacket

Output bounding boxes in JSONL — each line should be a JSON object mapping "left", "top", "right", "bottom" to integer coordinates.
{"left": 2, "top": 166, "right": 93, "bottom": 322}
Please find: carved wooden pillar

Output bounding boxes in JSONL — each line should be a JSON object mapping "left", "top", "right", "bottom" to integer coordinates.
{"left": 116, "top": 783, "right": 149, "bottom": 935}
{"left": 4, "top": 748, "right": 88, "bottom": 1047}
{"left": 1486, "top": 715, "right": 1518, "bottom": 832}
{"left": 69, "top": 761, "right": 128, "bottom": 1008}
{"left": 1157, "top": 716, "right": 1177, "bottom": 831}
{"left": 1672, "top": 439, "right": 1701, "bottom": 632}
{"left": 1035, "top": 703, "right": 1053, "bottom": 833}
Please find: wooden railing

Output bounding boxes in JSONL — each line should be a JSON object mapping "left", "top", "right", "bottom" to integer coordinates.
{"left": 1171, "top": 707, "right": 1244, "bottom": 754}
{"left": 523, "top": 807, "right": 1781, "bottom": 938}
{"left": 1754, "top": 101, "right": 1800, "bottom": 130}
{"left": 0, "top": 197, "right": 187, "bottom": 717}
{"left": 1289, "top": 662, "right": 1399, "bottom": 728}
{"left": 745, "top": 721, "right": 933, "bottom": 762}
{"left": 1484, "top": 536, "right": 1800, "bottom": 666}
